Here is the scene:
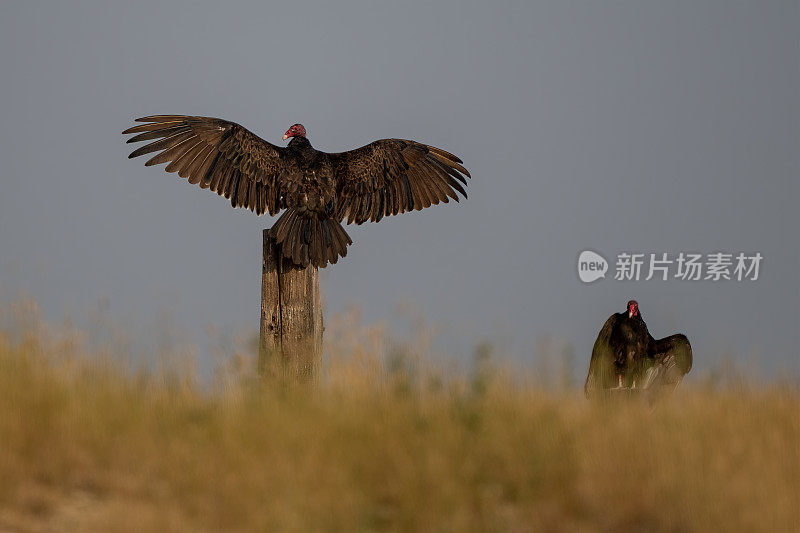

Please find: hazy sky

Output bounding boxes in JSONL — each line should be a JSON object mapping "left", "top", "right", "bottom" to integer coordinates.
{"left": 1, "top": 1, "right": 797, "bottom": 375}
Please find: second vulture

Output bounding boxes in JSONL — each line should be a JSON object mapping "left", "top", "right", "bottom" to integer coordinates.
{"left": 123, "top": 117, "right": 469, "bottom": 268}
{"left": 584, "top": 300, "right": 693, "bottom": 399}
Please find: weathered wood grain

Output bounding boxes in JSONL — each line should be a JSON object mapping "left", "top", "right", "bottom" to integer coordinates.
{"left": 259, "top": 228, "right": 323, "bottom": 382}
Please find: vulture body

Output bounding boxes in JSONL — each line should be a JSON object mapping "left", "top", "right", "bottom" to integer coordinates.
{"left": 123, "top": 116, "right": 470, "bottom": 267}
{"left": 584, "top": 300, "right": 692, "bottom": 399}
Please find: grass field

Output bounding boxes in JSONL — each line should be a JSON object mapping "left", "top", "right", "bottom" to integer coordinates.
{"left": 0, "top": 299, "right": 797, "bottom": 532}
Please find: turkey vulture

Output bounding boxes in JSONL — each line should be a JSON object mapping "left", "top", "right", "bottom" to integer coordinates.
{"left": 584, "top": 300, "right": 692, "bottom": 399}
{"left": 122, "top": 116, "right": 470, "bottom": 267}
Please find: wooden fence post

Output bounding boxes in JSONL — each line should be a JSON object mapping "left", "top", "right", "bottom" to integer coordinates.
{"left": 259, "top": 228, "right": 323, "bottom": 382}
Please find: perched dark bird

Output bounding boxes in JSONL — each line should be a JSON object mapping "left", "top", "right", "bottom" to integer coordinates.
{"left": 584, "top": 300, "right": 692, "bottom": 399}
{"left": 123, "top": 116, "right": 470, "bottom": 267}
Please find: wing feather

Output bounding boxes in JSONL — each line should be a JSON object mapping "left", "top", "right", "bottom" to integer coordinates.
{"left": 123, "top": 115, "right": 290, "bottom": 215}
{"left": 330, "top": 139, "right": 469, "bottom": 224}
{"left": 130, "top": 131, "right": 194, "bottom": 159}
{"left": 187, "top": 145, "right": 216, "bottom": 185}
{"left": 144, "top": 135, "right": 196, "bottom": 166}
{"left": 168, "top": 141, "right": 205, "bottom": 176}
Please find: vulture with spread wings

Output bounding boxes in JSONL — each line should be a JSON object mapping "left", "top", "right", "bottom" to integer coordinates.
{"left": 123, "top": 116, "right": 470, "bottom": 267}
{"left": 584, "top": 300, "right": 693, "bottom": 399}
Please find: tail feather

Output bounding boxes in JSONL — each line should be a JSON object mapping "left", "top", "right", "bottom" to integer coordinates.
{"left": 270, "top": 209, "right": 352, "bottom": 268}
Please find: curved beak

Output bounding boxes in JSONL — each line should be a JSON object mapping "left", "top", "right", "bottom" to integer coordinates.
{"left": 282, "top": 134, "right": 289, "bottom": 141}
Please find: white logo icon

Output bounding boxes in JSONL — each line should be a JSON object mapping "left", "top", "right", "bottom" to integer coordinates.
{"left": 578, "top": 250, "right": 608, "bottom": 283}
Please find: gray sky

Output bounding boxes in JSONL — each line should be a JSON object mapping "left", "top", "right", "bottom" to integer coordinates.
{"left": 1, "top": 1, "right": 797, "bottom": 376}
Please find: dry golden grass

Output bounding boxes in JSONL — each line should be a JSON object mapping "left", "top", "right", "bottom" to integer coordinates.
{"left": 0, "top": 299, "right": 797, "bottom": 532}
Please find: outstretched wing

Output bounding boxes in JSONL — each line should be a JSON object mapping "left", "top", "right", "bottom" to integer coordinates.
{"left": 123, "top": 115, "right": 291, "bottom": 215}
{"left": 330, "top": 139, "right": 470, "bottom": 224}
{"left": 635, "top": 334, "right": 693, "bottom": 400}
{"left": 648, "top": 334, "right": 693, "bottom": 376}
{"left": 584, "top": 314, "right": 621, "bottom": 397}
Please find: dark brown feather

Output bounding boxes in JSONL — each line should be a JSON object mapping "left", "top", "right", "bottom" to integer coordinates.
{"left": 126, "top": 126, "right": 188, "bottom": 144}
{"left": 166, "top": 141, "right": 204, "bottom": 175}
{"left": 129, "top": 131, "right": 194, "bottom": 159}
{"left": 186, "top": 145, "right": 215, "bottom": 184}
{"left": 145, "top": 135, "right": 197, "bottom": 166}
{"left": 122, "top": 120, "right": 184, "bottom": 134}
